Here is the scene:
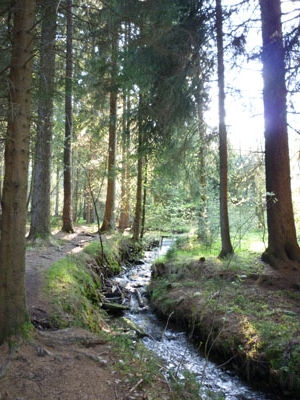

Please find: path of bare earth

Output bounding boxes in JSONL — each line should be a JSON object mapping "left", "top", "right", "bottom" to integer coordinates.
{"left": 0, "top": 227, "right": 141, "bottom": 400}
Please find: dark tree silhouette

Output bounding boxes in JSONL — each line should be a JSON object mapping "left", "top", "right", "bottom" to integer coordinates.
{"left": 0, "top": 0, "right": 36, "bottom": 343}
{"left": 216, "top": 0, "right": 234, "bottom": 258}
{"left": 259, "top": 0, "right": 300, "bottom": 272}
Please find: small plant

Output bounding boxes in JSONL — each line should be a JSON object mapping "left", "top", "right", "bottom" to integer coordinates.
{"left": 21, "top": 321, "right": 35, "bottom": 340}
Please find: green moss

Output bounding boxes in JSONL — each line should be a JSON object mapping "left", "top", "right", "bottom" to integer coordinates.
{"left": 45, "top": 255, "right": 105, "bottom": 331}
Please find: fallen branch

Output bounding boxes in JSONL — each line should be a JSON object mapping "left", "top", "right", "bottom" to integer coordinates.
{"left": 135, "top": 288, "right": 144, "bottom": 307}
{"left": 129, "top": 378, "right": 143, "bottom": 393}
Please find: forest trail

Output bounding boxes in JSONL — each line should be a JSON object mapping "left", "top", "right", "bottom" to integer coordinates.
{"left": 26, "top": 227, "right": 96, "bottom": 328}
{"left": 0, "top": 227, "right": 137, "bottom": 400}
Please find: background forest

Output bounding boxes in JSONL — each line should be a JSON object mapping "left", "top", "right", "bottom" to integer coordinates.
{"left": 0, "top": 0, "right": 300, "bottom": 343}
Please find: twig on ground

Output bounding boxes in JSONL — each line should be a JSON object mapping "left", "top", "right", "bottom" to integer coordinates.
{"left": 129, "top": 378, "right": 143, "bottom": 393}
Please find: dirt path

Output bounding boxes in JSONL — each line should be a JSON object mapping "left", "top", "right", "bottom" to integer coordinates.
{"left": 0, "top": 227, "right": 137, "bottom": 400}
{"left": 26, "top": 228, "right": 96, "bottom": 328}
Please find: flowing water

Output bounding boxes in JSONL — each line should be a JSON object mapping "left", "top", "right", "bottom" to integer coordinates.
{"left": 113, "top": 238, "right": 276, "bottom": 400}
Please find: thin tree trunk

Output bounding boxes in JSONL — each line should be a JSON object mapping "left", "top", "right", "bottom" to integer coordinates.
{"left": 0, "top": 0, "right": 36, "bottom": 343}
{"left": 55, "top": 166, "right": 60, "bottom": 217}
{"left": 132, "top": 96, "right": 144, "bottom": 242}
{"left": 62, "top": 0, "right": 74, "bottom": 233}
{"left": 28, "top": 0, "right": 57, "bottom": 240}
{"left": 132, "top": 140, "right": 143, "bottom": 242}
{"left": 140, "top": 157, "right": 147, "bottom": 240}
{"left": 100, "top": 21, "right": 118, "bottom": 232}
{"left": 118, "top": 92, "right": 131, "bottom": 231}
{"left": 195, "top": 59, "right": 208, "bottom": 241}
{"left": 216, "top": 0, "right": 233, "bottom": 258}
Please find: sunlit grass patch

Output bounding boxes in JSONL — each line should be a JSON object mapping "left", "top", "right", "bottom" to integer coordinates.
{"left": 45, "top": 251, "right": 105, "bottom": 331}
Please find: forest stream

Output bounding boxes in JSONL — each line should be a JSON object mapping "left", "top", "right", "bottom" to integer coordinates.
{"left": 113, "top": 238, "right": 276, "bottom": 400}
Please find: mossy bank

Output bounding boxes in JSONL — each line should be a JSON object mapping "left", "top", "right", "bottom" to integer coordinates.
{"left": 43, "top": 234, "right": 202, "bottom": 400}
{"left": 148, "top": 236, "right": 300, "bottom": 399}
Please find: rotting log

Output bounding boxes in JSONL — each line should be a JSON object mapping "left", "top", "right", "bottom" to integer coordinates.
{"left": 102, "top": 302, "right": 130, "bottom": 312}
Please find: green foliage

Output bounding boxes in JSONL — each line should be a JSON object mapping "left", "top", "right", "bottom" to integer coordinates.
{"left": 45, "top": 251, "right": 105, "bottom": 331}
{"left": 84, "top": 239, "right": 122, "bottom": 275}
{"left": 167, "top": 370, "right": 202, "bottom": 400}
{"left": 21, "top": 322, "right": 35, "bottom": 341}
{"left": 83, "top": 241, "right": 102, "bottom": 258}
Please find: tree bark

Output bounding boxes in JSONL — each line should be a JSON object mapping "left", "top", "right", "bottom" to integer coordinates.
{"left": 0, "top": 0, "right": 36, "bottom": 343}
{"left": 62, "top": 0, "right": 74, "bottom": 233}
{"left": 259, "top": 0, "right": 300, "bottom": 269}
{"left": 140, "top": 157, "right": 147, "bottom": 240}
{"left": 132, "top": 96, "right": 144, "bottom": 242}
{"left": 118, "top": 92, "right": 131, "bottom": 232}
{"left": 28, "top": 0, "right": 57, "bottom": 241}
{"left": 216, "top": 0, "right": 233, "bottom": 258}
{"left": 100, "top": 20, "right": 118, "bottom": 232}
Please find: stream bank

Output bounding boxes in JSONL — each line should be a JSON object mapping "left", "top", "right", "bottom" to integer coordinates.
{"left": 147, "top": 236, "right": 300, "bottom": 399}
{"left": 112, "top": 237, "right": 276, "bottom": 399}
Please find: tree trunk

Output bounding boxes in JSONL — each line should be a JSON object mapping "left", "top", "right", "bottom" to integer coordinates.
{"left": 100, "top": 21, "right": 118, "bottom": 232}
{"left": 62, "top": 0, "right": 74, "bottom": 233}
{"left": 259, "top": 0, "right": 300, "bottom": 270}
{"left": 28, "top": 0, "right": 57, "bottom": 241}
{"left": 195, "top": 61, "right": 208, "bottom": 241}
{"left": 55, "top": 166, "right": 60, "bottom": 217}
{"left": 118, "top": 92, "right": 131, "bottom": 232}
{"left": 132, "top": 96, "right": 144, "bottom": 242}
{"left": 132, "top": 138, "right": 143, "bottom": 242}
{"left": 140, "top": 157, "right": 147, "bottom": 240}
{"left": 216, "top": 0, "right": 233, "bottom": 258}
{"left": 0, "top": 0, "right": 36, "bottom": 343}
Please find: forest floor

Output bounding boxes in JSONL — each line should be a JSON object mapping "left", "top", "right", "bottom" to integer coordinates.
{"left": 0, "top": 227, "right": 148, "bottom": 400}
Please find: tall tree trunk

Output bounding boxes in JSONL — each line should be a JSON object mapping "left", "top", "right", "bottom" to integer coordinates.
{"left": 55, "top": 166, "right": 60, "bottom": 217}
{"left": 140, "top": 157, "right": 147, "bottom": 240}
{"left": 194, "top": 57, "right": 208, "bottom": 241}
{"left": 132, "top": 96, "right": 144, "bottom": 242}
{"left": 216, "top": 0, "right": 233, "bottom": 258}
{"left": 259, "top": 0, "right": 300, "bottom": 271}
{"left": 118, "top": 92, "right": 131, "bottom": 232}
{"left": 100, "top": 21, "right": 118, "bottom": 232}
{"left": 0, "top": 0, "right": 36, "bottom": 343}
{"left": 28, "top": 0, "right": 57, "bottom": 241}
{"left": 132, "top": 138, "right": 143, "bottom": 242}
{"left": 62, "top": 0, "right": 74, "bottom": 233}
{"left": 118, "top": 22, "right": 132, "bottom": 232}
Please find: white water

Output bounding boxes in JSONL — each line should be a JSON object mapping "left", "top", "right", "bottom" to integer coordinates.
{"left": 114, "top": 239, "right": 276, "bottom": 400}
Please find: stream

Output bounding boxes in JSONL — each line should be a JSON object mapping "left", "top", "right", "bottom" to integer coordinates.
{"left": 113, "top": 238, "right": 276, "bottom": 400}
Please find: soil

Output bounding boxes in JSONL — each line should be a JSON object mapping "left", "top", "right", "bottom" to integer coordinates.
{"left": 0, "top": 227, "right": 144, "bottom": 400}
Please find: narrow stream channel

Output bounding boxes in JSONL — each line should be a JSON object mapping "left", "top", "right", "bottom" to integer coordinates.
{"left": 113, "top": 238, "right": 276, "bottom": 400}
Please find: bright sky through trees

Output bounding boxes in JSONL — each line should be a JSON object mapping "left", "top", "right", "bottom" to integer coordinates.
{"left": 205, "top": 0, "right": 300, "bottom": 152}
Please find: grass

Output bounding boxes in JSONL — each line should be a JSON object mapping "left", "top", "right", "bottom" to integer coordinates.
{"left": 45, "top": 253, "right": 106, "bottom": 331}
{"left": 149, "top": 234, "right": 300, "bottom": 396}
{"left": 109, "top": 328, "right": 212, "bottom": 400}
{"left": 44, "top": 237, "right": 125, "bottom": 331}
